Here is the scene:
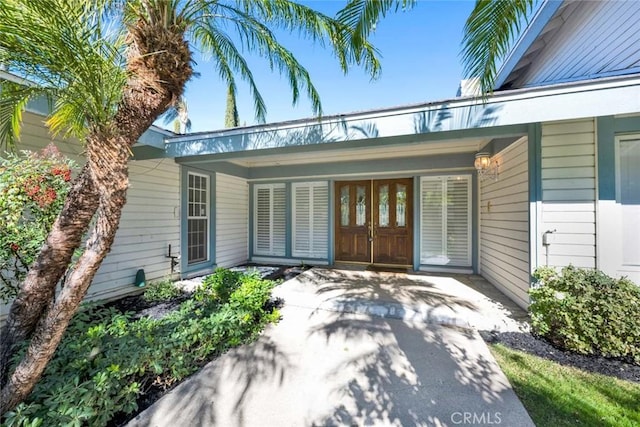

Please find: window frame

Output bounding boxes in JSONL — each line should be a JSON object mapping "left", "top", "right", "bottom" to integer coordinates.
{"left": 186, "top": 171, "right": 210, "bottom": 265}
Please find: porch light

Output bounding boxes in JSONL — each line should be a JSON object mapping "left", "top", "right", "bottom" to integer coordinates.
{"left": 474, "top": 152, "right": 498, "bottom": 181}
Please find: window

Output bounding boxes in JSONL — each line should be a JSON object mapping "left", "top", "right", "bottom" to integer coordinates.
{"left": 420, "top": 175, "right": 471, "bottom": 266}
{"left": 187, "top": 172, "right": 209, "bottom": 264}
{"left": 292, "top": 182, "right": 328, "bottom": 258}
{"left": 254, "top": 184, "right": 286, "bottom": 256}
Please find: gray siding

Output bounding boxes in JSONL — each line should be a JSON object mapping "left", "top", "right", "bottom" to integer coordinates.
{"left": 506, "top": 1, "right": 640, "bottom": 88}
{"left": 2, "top": 112, "right": 180, "bottom": 320}
{"left": 539, "top": 119, "right": 596, "bottom": 269}
{"left": 480, "top": 137, "right": 530, "bottom": 308}
{"left": 216, "top": 173, "right": 249, "bottom": 267}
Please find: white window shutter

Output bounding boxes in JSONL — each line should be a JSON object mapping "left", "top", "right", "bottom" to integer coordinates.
{"left": 254, "top": 184, "right": 286, "bottom": 256}
{"left": 293, "top": 182, "right": 328, "bottom": 258}
{"left": 445, "top": 177, "right": 471, "bottom": 265}
{"left": 420, "top": 176, "right": 471, "bottom": 266}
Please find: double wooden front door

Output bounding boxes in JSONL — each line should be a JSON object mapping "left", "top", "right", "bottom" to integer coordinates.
{"left": 335, "top": 179, "right": 413, "bottom": 265}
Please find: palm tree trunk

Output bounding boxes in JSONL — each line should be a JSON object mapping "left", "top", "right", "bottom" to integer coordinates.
{"left": 0, "top": 135, "right": 129, "bottom": 412}
{"left": 0, "top": 20, "right": 192, "bottom": 414}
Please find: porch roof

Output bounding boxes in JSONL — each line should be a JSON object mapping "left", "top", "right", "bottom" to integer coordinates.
{"left": 164, "top": 75, "right": 640, "bottom": 168}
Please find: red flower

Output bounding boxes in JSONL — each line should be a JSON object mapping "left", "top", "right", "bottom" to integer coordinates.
{"left": 51, "top": 166, "right": 71, "bottom": 182}
{"left": 10, "top": 243, "right": 19, "bottom": 252}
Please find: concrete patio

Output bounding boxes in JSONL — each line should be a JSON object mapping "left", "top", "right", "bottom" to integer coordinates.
{"left": 129, "top": 267, "right": 533, "bottom": 427}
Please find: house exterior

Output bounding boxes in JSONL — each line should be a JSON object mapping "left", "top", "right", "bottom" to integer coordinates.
{"left": 0, "top": 84, "right": 181, "bottom": 318}
{"left": 2, "top": 0, "right": 640, "bottom": 315}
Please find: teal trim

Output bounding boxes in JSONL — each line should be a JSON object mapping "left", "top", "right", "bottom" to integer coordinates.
{"left": 170, "top": 124, "right": 530, "bottom": 162}
{"left": 248, "top": 153, "right": 477, "bottom": 181}
{"left": 598, "top": 116, "right": 640, "bottom": 201}
{"left": 597, "top": 116, "right": 616, "bottom": 201}
{"left": 131, "top": 146, "right": 167, "bottom": 160}
{"left": 180, "top": 167, "right": 216, "bottom": 277}
{"left": 285, "top": 182, "right": 292, "bottom": 258}
{"left": 412, "top": 176, "right": 420, "bottom": 271}
{"left": 471, "top": 172, "right": 478, "bottom": 273}
{"left": 174, "top": 159, "right": 250, "bottom": 178}
{"left": 493, "top": 0, "right": 564, "bottom": 89}
{"left": 248, "top": 184, "right": 254, "bottom": 260}
{"left": 328, "top": 180, "right": 335, "bottom": 264}
{"left": 180, "top": 167, "right": 187, "bottom": 275}
{"left": 25, "top": 95, "right": 50, "bottom": 116}
{"left": 528, "top": 123, "right": 542, "bottom": 275}
{"left": 613, "top": 116, "right": 640, "bottom": 133}
{"left": 210, "top": 173, "right": 216, "bottom": 268}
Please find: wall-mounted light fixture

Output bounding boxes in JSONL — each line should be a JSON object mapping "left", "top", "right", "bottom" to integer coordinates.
{"left": 474, "top": 152, "right": 498, "bottom": 181}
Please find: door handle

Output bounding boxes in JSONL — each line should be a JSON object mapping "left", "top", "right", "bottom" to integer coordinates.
{"left": 368, "top": 222, "right": 374, "bottom": 241}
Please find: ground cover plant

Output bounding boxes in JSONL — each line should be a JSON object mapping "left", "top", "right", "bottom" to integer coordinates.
{"left": 1, "top": 269, "right": 280, "bottom": 427}
{"left": 491, "top": 343, "right": 640, "bottom": 427}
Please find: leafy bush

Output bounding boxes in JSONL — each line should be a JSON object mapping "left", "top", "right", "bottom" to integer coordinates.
{"left": 193, "top": 267, "right": 243, "bottom": 303}
{"left": 529, "top": 266, "right": 640, "bottom": 363}
{"left": 0, "top": 144, "right": 75, "bottom": 302}
{"left": 3, "top": 269, "right": 279, "bottom": 427}
{"left": 142, "top": 279, "right": 183, "bottom": 303}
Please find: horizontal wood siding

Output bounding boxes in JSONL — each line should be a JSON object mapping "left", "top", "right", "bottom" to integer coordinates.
{"left": 2, "top": 113, "right": 179, "bottom": 320}
{"left": 480, "top": 137, "right": 530, "bottom": 308}
{"left": 540, "top": 119, "right": 596, "bottom": 269}
{"left": 216, "top": 173, "right": 249, "bottom": 267}
{"left": 515, "top": 1, "right": 640, "bottom": 87}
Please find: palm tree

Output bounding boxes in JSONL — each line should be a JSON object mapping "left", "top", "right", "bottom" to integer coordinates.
{"left": 225, "top": 84, "right": 240, "bottom": 128}
{"left": 461, "top": 0, "right": 535, "bottom": 95}
{"left": 0, "top": 0, "right": 416, "bottom": 413}
{"left": 164, "top": 96, "right": 192, "bottom": 133}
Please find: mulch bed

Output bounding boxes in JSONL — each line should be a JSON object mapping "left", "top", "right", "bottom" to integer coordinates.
{"left": 481, "top": 330, "right": 640, "bottom": 383}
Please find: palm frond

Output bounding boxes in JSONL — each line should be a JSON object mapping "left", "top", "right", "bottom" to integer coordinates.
{"left": 461, "top": 0, "right": 535, "bottom": 95}
{"left": 0, "top": 81, "right": 50, "bottom": 148}
{"left": 336, "top": 0, "right": 414, "bottom": 60}
{"left": 0, "top": 0, "right": 127, "bottom": 143}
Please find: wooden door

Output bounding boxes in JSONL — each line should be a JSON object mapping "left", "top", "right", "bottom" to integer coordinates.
{"left": 334, "top": 181, "right": 371, "bottom": 263}
{"left": 373, "top": 178, "right": 413, "bottom": 265}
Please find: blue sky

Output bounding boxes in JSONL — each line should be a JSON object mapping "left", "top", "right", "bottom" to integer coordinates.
{"left": 175, "top": 0, "right": 477, "bottom": 133}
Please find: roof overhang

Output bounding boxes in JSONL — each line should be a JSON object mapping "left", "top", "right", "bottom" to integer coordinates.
{"left": 167, "top": 74, "right": 640, "bottom": 165}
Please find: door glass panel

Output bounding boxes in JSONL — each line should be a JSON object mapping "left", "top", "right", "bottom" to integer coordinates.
{"left": 340, "top": 186, "right": 350, "bottom": 226}
{"left": 396, "top": 184, "right": 406, "bottom": 227}
{"left": 378, "top": 184, "right": 389, "bottom": 227}
{"left": 356, "top": 185, "right": 366, "bottom": 226}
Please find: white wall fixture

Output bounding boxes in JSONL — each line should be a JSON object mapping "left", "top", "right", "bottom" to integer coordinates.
{"left": 474, "top": 152, "right": 499, "bottom": 181}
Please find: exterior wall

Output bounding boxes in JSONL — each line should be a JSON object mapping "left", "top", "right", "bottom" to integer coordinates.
{"left": 90, "top": 158, "right": 180, "bottom": 300}
{"left": 1, "top": 112, "right": 180, "bottom": 320}
{"left": 216, "top": 173, "right": 249, "bottom": 267}
{"left": 479, "top": 137, "right": 530, "bottom": 308}
{"left": 537, "top": 119, "right": 597, "bottom": 269}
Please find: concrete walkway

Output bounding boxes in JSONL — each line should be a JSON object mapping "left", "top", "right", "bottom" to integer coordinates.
{"left": 129, "top": 267, "right": 534, "bottom": 427}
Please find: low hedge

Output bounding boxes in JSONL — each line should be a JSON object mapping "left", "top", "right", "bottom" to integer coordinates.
{"left": 529, "top": 266, "right": 640, "bottom": 364}
{"left": 3, "top": 269, "right": 279, "bottom": 427}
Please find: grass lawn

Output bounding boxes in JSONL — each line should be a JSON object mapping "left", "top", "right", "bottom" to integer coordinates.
{"left": 491, "top": 344, "right": 640, "bottom": 427}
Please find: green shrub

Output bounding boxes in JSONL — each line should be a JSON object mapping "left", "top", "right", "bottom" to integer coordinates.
{"left": 194, "top": 267, "right": 243, "bottom": 303}
{"left": 529, "top": 266, "right": 640, "bottom": 363}
{"left": 142, "top": 279, "right": 183, "bottom": 303}
{"left": 2, "top": 269, "right": 279, "bottom": 427}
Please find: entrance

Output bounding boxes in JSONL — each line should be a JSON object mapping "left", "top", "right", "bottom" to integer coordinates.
{"left": 334, "top": 178, "right": 413, "bottom": 265}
